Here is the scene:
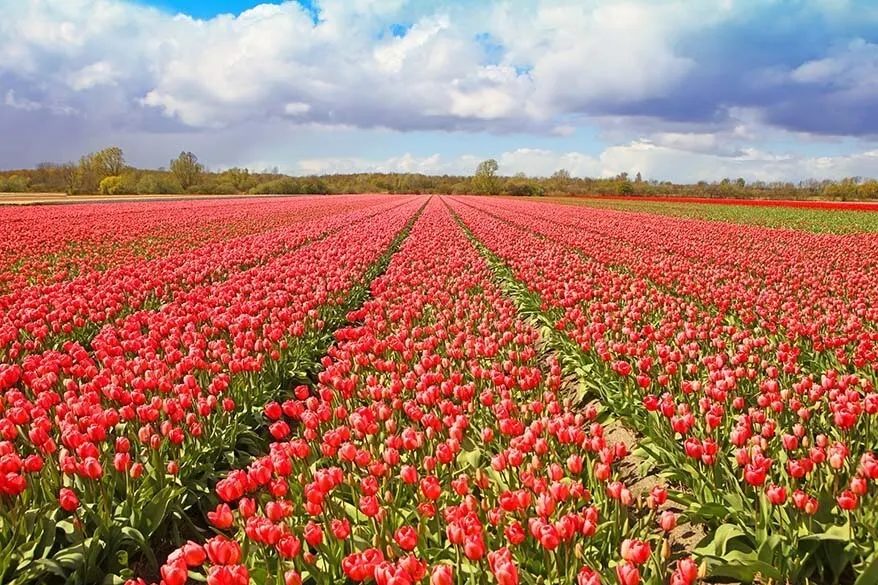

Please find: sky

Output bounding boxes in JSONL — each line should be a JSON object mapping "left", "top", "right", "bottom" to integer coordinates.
{"left": 1, "top": 0, "right": 878, "bottom": 182}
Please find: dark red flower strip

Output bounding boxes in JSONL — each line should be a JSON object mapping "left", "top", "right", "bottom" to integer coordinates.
{"left": 0, "top": 196, "right": 409, "bottom": 361}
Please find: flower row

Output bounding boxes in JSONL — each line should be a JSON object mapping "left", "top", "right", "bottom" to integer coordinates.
{"left": 144, "top": 199, "right": 699, "bottom": 585}
{"left": 447, "top": 196, "right": 877, "bottom": 582}
{"left": 0, "top": 197, "right": 421, "bottom": 584}
{"left": 0, "top": 196, "right": 408, "bottom": 360}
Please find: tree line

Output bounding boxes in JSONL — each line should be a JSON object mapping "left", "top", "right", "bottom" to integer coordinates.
{"left": 1, "top": 148, "right": 877, "bottom": 200}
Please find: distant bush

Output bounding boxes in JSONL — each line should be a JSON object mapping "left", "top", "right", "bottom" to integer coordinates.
{"left": 299, "top": 177, "right": 330, "bottom": 194}
{"left": 248, "top": 177, "right": 329, "bottom": 195}
{"left": 250, "top": 178, "right": 300, "bottom": 194}
{"left": 506, "top": 181, "right": 545, "bottom": 197}
{"left": 0, "top": 175, "right": 31, "bottom": 193}
{"left": 98, "top": 175, "right": 138, "bottom": 195}
{"left": 617, "top": 181, "right": 635, "bottom": 195}
{"left": 211, "top": 182, "right": 239, "bottom": 195}
{"left": 451, "top": 182, "right": 470, "bottom": 195}
{"left": 136, "top": 174, "right": 183, "bottom": 195}
{"left": 185, "top": 181, "right": 237, "bottom": 195}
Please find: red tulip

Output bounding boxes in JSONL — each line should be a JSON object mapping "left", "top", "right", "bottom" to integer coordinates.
{"left": 837, "top": 490, "right": 858, "bottom": 510}
{"left": 303, "top": 521, "right": 324, "bottom": 547}
{"left": 207, "top": 504, "right": 234, "bottom": 529}
{"left": 430, "top": 565, "right": 453, "bottom": 585}
{"left": 660, "top": 510, "right": 677, "bottom": 532}
{"left": 181, "top": 541, "right": 206, "bottom": 566}
{"left": 205, "top": 536, "right": 242, "bottom": 565}
{"left": 59, "top": 488, "right": 79, "bottom": 512}
{"left": 394, "top": 526, "right": 418, "bottom": 551}
{"left": 620, "top": 539, "right": 651, "bottom": 565}
{"left": 577, "top": 567, "right": 601, "bottom": 585}
{"left": 206, "top": 564, "right": 249, "bottom": 585}
{"left": 160, "top": 559, "right": 188, "bottom": 585}
{"left": 616, "top": 562, "right": 640, "bottom": 585}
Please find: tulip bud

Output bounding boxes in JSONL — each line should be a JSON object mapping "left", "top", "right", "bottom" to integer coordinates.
{"left": 661, "top": 539, "right": 671, "bottom": 560}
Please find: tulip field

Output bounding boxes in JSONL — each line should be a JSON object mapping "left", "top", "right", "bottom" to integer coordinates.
{"left": 0, "top": 195, "right": 875, "bottom": 585}
{"left": 549, "top": 197, "right": 878, "bottom": 233}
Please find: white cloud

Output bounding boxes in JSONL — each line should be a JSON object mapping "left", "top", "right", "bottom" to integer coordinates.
{"left": 790, "top": 38, "right": 878, "bottom": 92}
{"left": 0, "top": 0, "right": 742, "bottom": 133}
{"left": 67, "top": 61, "right": 119, "bottom": 91}
{"left": 4, "top": 90, "right": 41, "bottom": 112}
{"left": 0, "top": 0, "right": 877, "bottom": 178}
{"left": 283, "top": 102, "right": 311, "bottom": 116}
{"left": 297, "top": 143, "right": 878, "bottom": 183}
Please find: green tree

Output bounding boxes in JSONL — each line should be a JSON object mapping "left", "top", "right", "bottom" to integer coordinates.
{"left": 94, "top": 146, "right": 126, "bottom": 177}
{"left": 170, "top": 151, "right": 204, "bottom": 191}
{"left": 451, "top": 181, "right": 471, "bottom": 195}
{"left": 100, "top": 173, "right": 139, "bottom": 195}
{"left": 136, "top": 173, "right": 183, "bottom": 195}
{"left": 0, "top": 174, "right": 31, "bottom": 193}
{"left": 60, "top": 163, "right": 79, "bottom": 195}
{"left": 76, "top": 146, "right": 126, "bottom": 193}
{"left": 473, "top": 159, "right": 500, "bottom": 195}
{"left": 223, "top": 167, "right": 251, "bottom": 193}
{"left": 550, "top": 169, "right": 571, "bottom": 194}
{"left": 99, "top": 176, "right": 124, "bottom": 195}
{"left": 617, "top": 180, "right": 634, "bottom": 195}
{"left": 858, "top": 180, "right": 878, "bottom": 199}
{"left": 506, "top": 179, "right": 544, "bottom": 197}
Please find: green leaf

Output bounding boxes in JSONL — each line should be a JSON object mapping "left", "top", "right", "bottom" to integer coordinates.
{"left": 694, "top": 523, "right": 748, "bottom": 557}
{"left": 824, "top": 541, "right": 853, "bottom": 583}
{"left": 854, "top": 553, "right": 878, "bottom": 585}
{"left": 30, "top": 559, "right": 68, "bottom": 580}
{"left": 690, "top": 502, "right": 738, "bottom": 523}
{"left": 756, "top": 534, "right": 781, "bottom": 565}
{"left": 135, "top": 485, "right": 185, "bottom": 537}
{"left": 703, "top": 551, "right": 783, "bottom": 582}
{"left": 801, "top": 522, "right": 851, "bottom": 542}
{"left": 120, "top": 527, "right": 157, "bottom": 571}
{"left": 53, "top": 545, "right": 86, "bottom": 570}
{"left": 55, "top": 520, "right": 77, "bottom": 538}
{"left": 456, "top": 436, "right": 482, "bottom": 470}
{"left": 484, "top": 468, "right": 509, "bottom": 492}
{"left": 723, "top": 492, "right": 747, "bottom": 514}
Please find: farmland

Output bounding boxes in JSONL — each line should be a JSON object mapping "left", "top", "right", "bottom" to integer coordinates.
{"left": 544, "top": 197, "right": 878, "bottom": 234}
{"left": 0, "top": 195, "right": 875, "bottom": 585}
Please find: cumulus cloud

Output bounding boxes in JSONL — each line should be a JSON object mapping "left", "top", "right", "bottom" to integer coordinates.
{"left": 1, "top": 0, "right": 878, "bottom": 178}
{"left": 298, "top": 144, "right": 878, "bottom": 184}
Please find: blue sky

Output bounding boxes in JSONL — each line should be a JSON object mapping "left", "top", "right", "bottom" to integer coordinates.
{"left": 1, "top": 0, "right": 878, "bottom": 181}
{"left": 148, "top": 0, "right": 318, "bottom": 21}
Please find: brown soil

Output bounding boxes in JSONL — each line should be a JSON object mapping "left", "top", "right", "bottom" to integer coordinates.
{"left": 0, "top": 192, "right": 317, "bottom": 206}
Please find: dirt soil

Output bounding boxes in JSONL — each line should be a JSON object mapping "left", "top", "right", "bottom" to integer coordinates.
{"left": 0, "top": 192, "right": 316, "bottom": 206}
